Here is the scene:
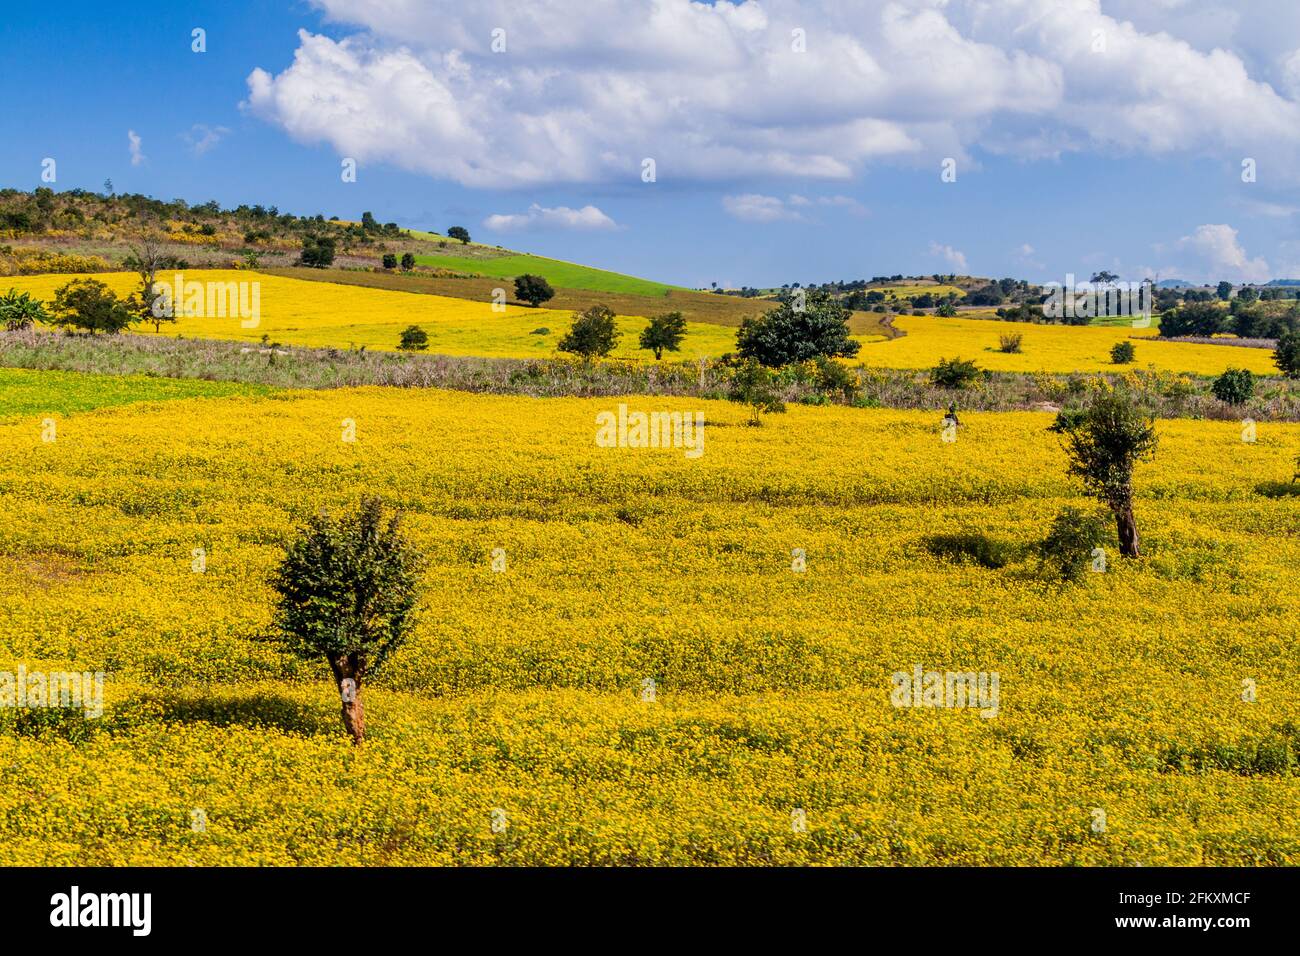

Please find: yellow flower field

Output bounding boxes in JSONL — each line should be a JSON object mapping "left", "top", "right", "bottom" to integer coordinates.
{"left": 4, "top": 271, "right": 738, "bottom": 360}
{"left": 6, "top": 271, "right": 1283, "bottom": 374}
{"left": 1, "top": 382, "right": 1297, "bottom": 864}
{"left": 868, "top": 314, "right": 1280, "bottom": 375}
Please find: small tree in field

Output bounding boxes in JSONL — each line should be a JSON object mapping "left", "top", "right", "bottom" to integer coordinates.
{"left": 558, "top": 304, "right": 619, "bottom": 360}
{"left": 514, "top": 274, "right": 555, "bottom": 308}
{"left": 447, "top": 226, "right": 471, "bottom": 244}
{"left": 123, "top": 235, "right": 178, "bottom": 333}
{"left": 398, "top": 325, "right": 429, "bottom": 351}
{"left": 50, "top": 279, "right": 133, "bottom": 334}
{"left": 271, "top": 498, "right": 423, "bottom": 744}
{"left": 728, "top": 360, "right": 786, "bottom": 426}
{"left": 1110, "top": 341, "right": 1135, "bottom": 365}
{"left": 1051, "top": 391, "right": 1157, "bottom": 558}
{"left": 639, "top": 311, "right": 687, "bottom": 359}
{"left": 400, "top": 252, "right": 415, "bottom": 271}
{"left": 735, "top": 290, "right": 860, "bottom": 366}
{"left": 382, "top": 253, "right": 397, "bottom": 270}
{"left": 1274, "top": 330, "right": 1300, "bottom": 379}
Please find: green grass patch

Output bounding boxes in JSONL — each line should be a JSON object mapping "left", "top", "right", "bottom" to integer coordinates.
{"left": 413, "top": 252, "right": 684, "bottom": 297}
{"left": 0, "top": 367, "right": 270, "bottom": 420}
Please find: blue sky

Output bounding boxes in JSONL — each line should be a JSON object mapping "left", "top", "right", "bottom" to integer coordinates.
{"left": 5, "top": 0, "right": 1300, "bottom": 288}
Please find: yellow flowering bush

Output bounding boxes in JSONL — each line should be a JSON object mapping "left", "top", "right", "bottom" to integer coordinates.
{"left": 0, "top": 385, "right": 1297, "bottom": 864}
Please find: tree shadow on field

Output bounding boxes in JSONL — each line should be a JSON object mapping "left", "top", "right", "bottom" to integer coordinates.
{"left": 114, "top": 688, "right": 339, "bottom": 738}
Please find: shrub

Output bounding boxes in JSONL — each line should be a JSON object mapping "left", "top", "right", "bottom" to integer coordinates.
{"left": 998, "top": 333, "right": 1022, "bottom": 354}
{"left": 735, "top": 290, "right": 860, "bottom": 366}
{"left": 0, "top": 288, "right": 49, "bottom": 330}
{"left": 1110, "top": 341, "right": 1136, "bottom": 364}
{"left": 271, "top": 497, "right": 423, "bottom": 744}
{"left": 400, "top": 252, "right": 415, "bottom": 271}
{"left": 1211, "top": 367, "right": 1254, "bottom": 405}
{"left": 49, "top": 278, "right": 133, "bottom": 334}
{"left": 557, "top": 305, "right": 619, "bottom": 360}
{"left": 398, "top": 325, "right": 429, "bottom": 351}
{"left": 515, "top": 274, "right": 555, "bottom": 308}
{"left": 529, "top": 327, "right": 549, "bottom": 335}
{"left": 728, "top": 360, "right": 786, "bottom": 426}
{"left": 929, "top": 356, "right": 982, "bottom": 389}
{"left": 1038, "top": 507, "right": 1111, "bottom": 582}
{"left": 813, "top": 356, "right": 859, "bottom": 400}
{"left": 300, "top": 235, "right": 336, "bottom": 268}
{"left": 382, "top": 253, "right": 397, "bottom": 270}
{"left": 1274, "top": 330, "right": 1300, "bottom": 379}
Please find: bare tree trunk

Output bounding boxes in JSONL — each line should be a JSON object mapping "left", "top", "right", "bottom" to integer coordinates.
{"left": 329, "top": 654, "right": 366, "bottom": 744}
{"left": 1116, "top": 504, "right": 1140, "bottom": 558}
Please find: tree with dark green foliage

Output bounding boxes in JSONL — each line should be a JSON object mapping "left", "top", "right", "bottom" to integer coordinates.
{"left": 935, "top": 301, "right": 958, "bottom": 317}
{"left": 49, "top": 279, "right": 133, "bottom": 334}
{"left": 735, "top": 290, "right": 860, "bottom": 367}
{"left": 728, "top": 360, "right": 786, "bottom": 426}
{"left": 1212, "top": 368, "right": 1254, "bottom": 405}
{"left": 1216, "top": 280, "right": 1233, "bottom": 301}
{"left": 398, "top": 325, "right": 429, "bottom": 351}
{"left": 400, "top": 252, "right": 415, "bottom": 271}
{"left": 1051, "top": 391, "right": 1158, "bottom": 558}
{"left": 1110, "top": 341, "right": 1136, "bottom": 364}
{"left": 0, "top": 288, "right": 50, "bottom": 331}
{"left": 1158, "top": 301, "right": 1224, "bottom": 337}
{"left": 271, "top": 497, "right": 423, "bottom": 744}
{"left": 1038, "top": 507, "right": 1112, "bottom": 582}
{"left": 447, "top": 226, "right": 471, "bottom": 244}
{"left": 557, "top": 304, "right": 619, "bottom": 360}
{"left": 1274, "top": 330, "right": 1300, "bottom": 378}
{"left": 382, "top": 253, "right": 397, "bottom": 269}
{"left": 300, "top": 234, "right": 336, "bottom": 268}
{"left": 639, "top": 311, "right": 687, "bottom": 360}
{"left": 514, "top": 274, "right": 555, "bottom": 308}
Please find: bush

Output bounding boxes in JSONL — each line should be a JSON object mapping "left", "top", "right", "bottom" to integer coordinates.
{"left": 557, "top": 305, "right": 619, "bottom": 360}
{"left": 813, "top": 356, "right": 859, "bottom": 400}
{"left": 924, "top": 532, "right": 1018, "bottom": 569}
{"left": 998, "top": 333, "right": 1022, "bottom": 354}
{"left": 400, "top": 252, "right": 415, "bottom": 271}
{"left": 300, "top": 235, "right": 336, "bottom": 268}
{"left": 382, "top": 253, "right": 397, "bottom": 270}
{"left": 398, "top": 325, "right": 429, "bottom": 351}
{"left": 0, "top": 288, "right": 49, "bottom": 331}
{"left": 1038, "top": 507, "right": 1111, "bottom": 582}
{"left": 1159, "top": 301, "right": 1225, "bottom": 337}
{"left": 929, "top": 356, "right": 982, "bottom": 389}
{"left": 1110, "top": 341, "right": 1136, "bottom": 364}
{"left": 529, "top": 327, "right": 549, "bottom": 335}
{"left": 271, "top": 497, "right": 423, "bottom": 744}
{"left": 1211, "top": 367, "right": 1254, "bottom": 405}
{"left": 1274, "top": 330, "right": 1300, "bottom": 379}
{"left": 728, "top": 360, "right": 786, "bottom": 426}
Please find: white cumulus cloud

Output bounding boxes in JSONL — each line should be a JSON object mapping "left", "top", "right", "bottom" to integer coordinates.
{"left": 929, "top": 241, "right": 969, "bottom": 274}
{"left": 482, "top": 203, "right": 618, "bottom": 232}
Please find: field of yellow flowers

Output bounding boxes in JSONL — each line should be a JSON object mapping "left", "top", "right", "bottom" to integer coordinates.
{"left": 0, "top": 378, "right": 1297, "bottom": 865}
{"left": 5, "top": 271, "right": 738, "bottom": 361}
{"left": 6, "top": 270, "right": 1283, "bottom": 375}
